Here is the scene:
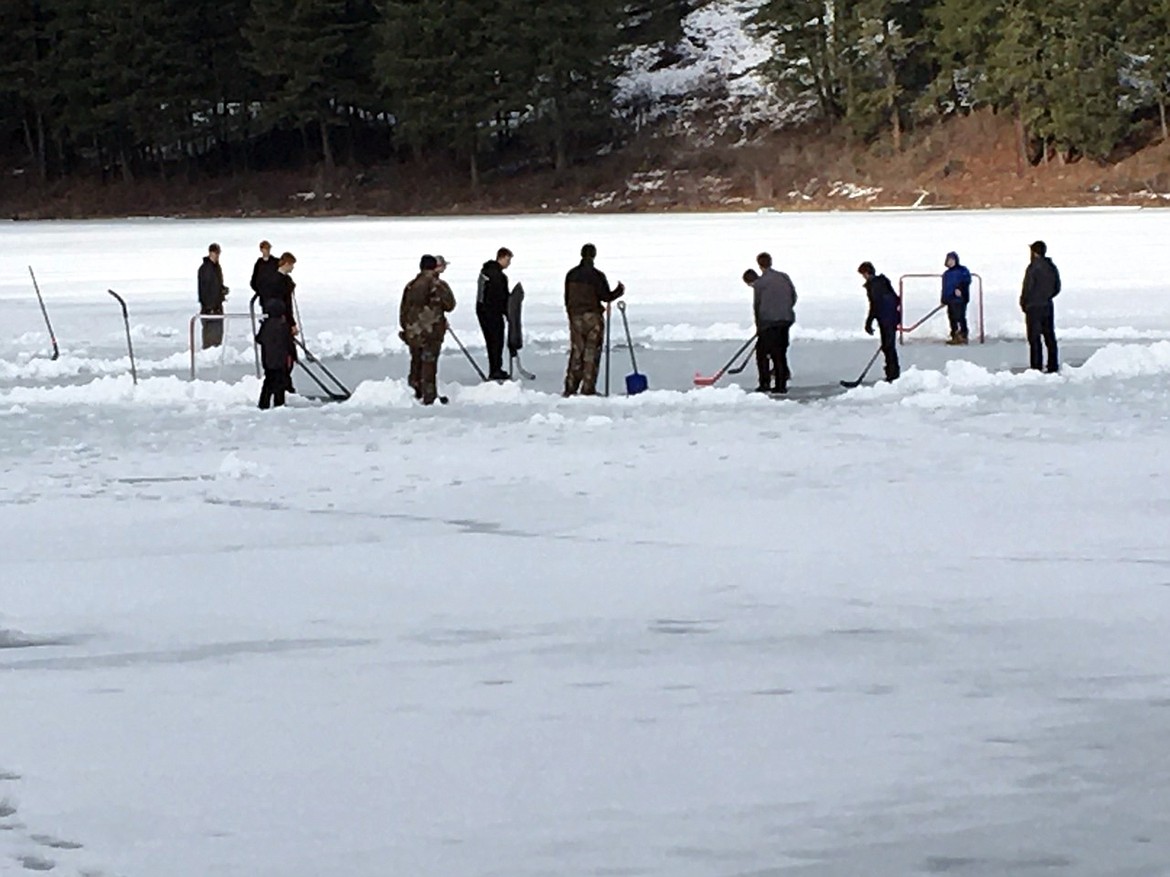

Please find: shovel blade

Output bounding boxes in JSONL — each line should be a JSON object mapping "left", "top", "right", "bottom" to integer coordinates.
{"left": 625, "top": 373, "right": 648, "bottom": 395}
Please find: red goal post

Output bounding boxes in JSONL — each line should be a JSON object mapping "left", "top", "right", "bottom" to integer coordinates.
{"left": 897, "top": 273, "right": 985, "bottom": 344}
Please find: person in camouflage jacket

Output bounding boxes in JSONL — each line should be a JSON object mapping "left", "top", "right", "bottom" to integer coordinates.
{"left": 399, "top": 254, "right": 456, "bottom": 404}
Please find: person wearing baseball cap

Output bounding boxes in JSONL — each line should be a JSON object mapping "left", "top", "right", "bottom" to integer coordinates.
{"left": 399, "top": 255, "right": 456, "bottom": 404}
{"left": 197, "top": 243, "right": 228, "bottom": 349}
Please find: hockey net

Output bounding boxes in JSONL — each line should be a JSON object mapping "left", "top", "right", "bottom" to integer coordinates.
{"left": 897, "top": 273, "right": 985, "bottom": 344}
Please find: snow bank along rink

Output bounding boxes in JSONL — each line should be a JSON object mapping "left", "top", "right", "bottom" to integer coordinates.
{"left": 2, "top": 212, "right": 1170, "bottom": 877}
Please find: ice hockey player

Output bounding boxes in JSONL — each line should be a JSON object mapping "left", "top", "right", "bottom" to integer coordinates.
{"left": 255, "top": 299, "right": 295, "bottom": 410}
{"left": 250, "top": 240, "right": 280, "bottom": 302}
{"left": 941, "top": 251, "right": 972, "bottom": 345}
{"left": 751, "top": 252, "right": 798, "bottom": 394}
{"left": 197, "top": 243, "right": 228, "bottom": 349}
{"left": 477, "top": 247, "right": 514, "bottom": 381}
{"left": 400, "top": 254, "right": 456, "bottom": 405}
{"left": 563, "top": 243, "right": 624, "bottom": 396}
{"left": 858, "top": 261, "right": 901, "bottom": 382}
{"left": 1020, "top": 240, "right": 1061, "bottom": 373}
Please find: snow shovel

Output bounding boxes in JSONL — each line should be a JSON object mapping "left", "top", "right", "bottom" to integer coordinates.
{"left": 616, "top": 301, "right": 648, "bottom": 395}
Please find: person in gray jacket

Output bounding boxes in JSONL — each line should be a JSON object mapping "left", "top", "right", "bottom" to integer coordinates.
{"left": 751, "top": 252, "right": 797, "bottom": 393}
{"left": 1020, "top": 240, "right": 1061, "bottom": 373}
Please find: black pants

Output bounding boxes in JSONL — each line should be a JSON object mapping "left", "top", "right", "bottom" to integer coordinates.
{"left": 947, "top": 301, "right": 968, "bottom": 338}
{"left": 201, "top": 306, "right": 224, "bottom": 349}
{"left": 259, "top": 368, "right": 290, "bottom": 409}
{"left": 477, "top": 305, "right": 506, "bottom": 376}
{"left": 879, "top": 321, "right": 900, "bottom": 381}
{"left": 755, "top": 322, "right": 791, "bottom": 390}
{"left": 1025, "top": 304, "right": 1058, "bottom": 372}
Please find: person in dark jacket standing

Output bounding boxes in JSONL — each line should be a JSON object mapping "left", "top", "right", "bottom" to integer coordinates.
{"left": 751, "top": 252, "right": 798, "bottom": 393}
{"left": 250, "top": 240, "right": 280, "bottom": 302}
{"left": 198, "top": 243, "right": 228, "bottom": 349}
{"left": 477, "top": 247, "right": 513, "bottom": 380}
{"left": 941, "top": 251, "right": 972, "bottom": 345}
{"left": 564, "top": 243, "right": 624, "bottom": 396}
{"left": 859, "top": 261, "right": 901, "bottom": 382}
{"left": 1020, "top": 240, "right": 1061, "bottom": 372}
{"left": 257, "top": 252, "right": 298, "bottom": 335}
{"left": 255, "top": 299, "right": 296, "bottom": 410}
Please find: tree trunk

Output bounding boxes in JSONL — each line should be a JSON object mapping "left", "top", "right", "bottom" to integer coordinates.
{"left": 1160, "top": 97, "right": 1168, "bottom": 142}
{"left": 21, "top": 114, "right": 35, "bottom": 164}
{"left": 35, "top": 111, "right": 47, "bottom": 182}
{"left": 119, "top": 147, "right": 135, "bottom": 183}
{"left": 1014, "top": 107, "right": 1026, "bottom": 175}
{"left": 319, "top": 117, "right": 335, "bottom": 173}
{"left": 891, "top": 104, "right": 902, "bottom": 152}
{"left": 469, "top": 149, "right": 479, "bottom": 189}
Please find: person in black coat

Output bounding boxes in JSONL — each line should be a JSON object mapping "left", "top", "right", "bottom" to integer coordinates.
{"left": 256, "top": 299, "right": 296, "bottom": 409}
{"left": 256, "top": 252, "right": 298, "bottom": 335}
{"left": 477, "top": 247, "right": 513, "bottom": 380}
{"left": 1020, "top": 240, "right": 1061, "bottom": 372}
{"left": 197, "top": 243, "right": 228, "bottom": 349}
{"left": 859, "top": 261, "right": 901, "bottom": 382}
{"left": 250, "top": 240, "right": 280, "bottom": 301}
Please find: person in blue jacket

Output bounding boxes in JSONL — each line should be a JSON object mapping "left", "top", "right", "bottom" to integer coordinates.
{"left": 941, "top": 251, "right": 972, "bottom": 345}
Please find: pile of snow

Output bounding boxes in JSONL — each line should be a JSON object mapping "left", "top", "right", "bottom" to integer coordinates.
{"left": 1071, "top": 339, "right": 1170, "bottom": 379}
{"left": 0, "top": 374, "right": 259, "bottom": 408}
{"left": 0, "top": 346, "right": 255, "bottom": 382}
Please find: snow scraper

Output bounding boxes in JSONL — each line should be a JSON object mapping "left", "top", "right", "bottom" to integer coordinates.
{"left": 507, "top": 282, "right": 535, "bottom": 380}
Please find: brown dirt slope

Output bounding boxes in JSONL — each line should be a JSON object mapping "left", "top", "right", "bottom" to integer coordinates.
{"left": 3, "top": 111, "right": 1169, "bottom": 219}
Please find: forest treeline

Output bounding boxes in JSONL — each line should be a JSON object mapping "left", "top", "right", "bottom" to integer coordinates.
{"left": 2, "top": 0, "right": 1168, "bottom": 188}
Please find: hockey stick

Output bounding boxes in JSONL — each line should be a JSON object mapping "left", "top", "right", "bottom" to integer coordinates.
{"left": 107, "top": 289, "right": 137, "bottom": 385}
{"left": 840, "top": 346, "right": 882, "bottom": 388}
{"left": 28, "top": 267, "right": 59, "bottom": 360}
{"left": 446, "top": 326, "right": 488, "bottom": 381}
{"left": 726, "top": 342, "right": 757, "bottom": 375}
{"left": 694, "top": 334, "right": 757, "bottom": 386}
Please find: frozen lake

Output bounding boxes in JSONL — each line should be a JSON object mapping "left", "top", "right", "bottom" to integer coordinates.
{"left": 2, "top": 210, "right": 1170, "bottom": 877}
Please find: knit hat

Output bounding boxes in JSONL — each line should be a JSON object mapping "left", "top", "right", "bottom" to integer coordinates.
{"left": 1030, "top": 240, "right": 1047, "bottom": 257}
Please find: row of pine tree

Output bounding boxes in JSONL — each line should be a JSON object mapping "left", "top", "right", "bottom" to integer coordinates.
{"left": 2, "top": 0, "right": 1169, "bottom": 186}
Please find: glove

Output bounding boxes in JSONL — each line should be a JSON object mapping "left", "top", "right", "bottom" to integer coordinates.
{"left": 865, "top": 321, "right": 874, "bottom": 336}
{"left": 613, "top": 282, "right": 625, "bottom": 299}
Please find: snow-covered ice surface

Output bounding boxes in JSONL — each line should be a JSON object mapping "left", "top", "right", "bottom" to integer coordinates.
{"left": 2, "top": 210, "right": 1170, "bottom": 877}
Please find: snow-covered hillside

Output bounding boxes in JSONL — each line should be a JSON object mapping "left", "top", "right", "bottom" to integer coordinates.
{"left": 616, "top": 0, "right": 802, "bottom": 140}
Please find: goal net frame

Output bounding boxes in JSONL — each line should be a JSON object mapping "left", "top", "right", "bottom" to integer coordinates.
{"left": 897, "top": 273, "right": 985, "bottom": 344}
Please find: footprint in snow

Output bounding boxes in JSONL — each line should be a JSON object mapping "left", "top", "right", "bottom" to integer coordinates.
{"left": 18, "top": 854, "right": 55, "bottom": 871}
{"left": 31, "top": 836, "right": 83, "bottom": 851}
